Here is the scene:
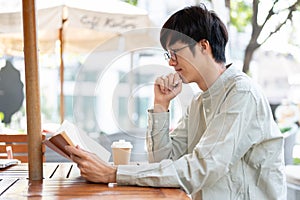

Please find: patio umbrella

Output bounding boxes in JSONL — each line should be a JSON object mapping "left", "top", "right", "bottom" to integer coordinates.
{"left": 0, "top": 0, "right": 154, "bottom": 122}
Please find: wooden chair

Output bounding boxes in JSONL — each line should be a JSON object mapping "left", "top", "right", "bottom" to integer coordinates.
{"left": 0, "top": 134, "right": 46, "bottom": 162}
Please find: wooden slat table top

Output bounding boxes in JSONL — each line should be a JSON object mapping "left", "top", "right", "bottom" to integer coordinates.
{"left": 0, "top": 163, "right": 190, "bottom": 199}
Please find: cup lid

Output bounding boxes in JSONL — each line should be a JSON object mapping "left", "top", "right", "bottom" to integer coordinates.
{"left": 111, "top": 139, "right": 133, "bottom": 148}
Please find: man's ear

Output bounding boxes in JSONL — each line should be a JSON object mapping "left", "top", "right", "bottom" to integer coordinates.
{"left": 197, "top": 39, "right": 211, "bottom": 54}
{"left": 195, "top": 42, "right": 203, "bottom": 52}
{"left": 199, "top": 39, "right": 209, "bottom": 50}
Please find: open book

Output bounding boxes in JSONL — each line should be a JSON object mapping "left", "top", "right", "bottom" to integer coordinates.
{"left": 43, "top": 120, "right": 110, "bottom": 162}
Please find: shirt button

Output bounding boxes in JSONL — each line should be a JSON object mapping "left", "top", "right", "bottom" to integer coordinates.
{"left": 154, "top": 120, "right": 158, "bottom": 123}
{"left": 206, "top": 109, "right": 210, "bottom": 113}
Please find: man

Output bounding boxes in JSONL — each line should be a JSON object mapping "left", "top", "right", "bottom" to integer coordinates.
{"left": 66, "top": 4, "right": 286, "bottom": 199}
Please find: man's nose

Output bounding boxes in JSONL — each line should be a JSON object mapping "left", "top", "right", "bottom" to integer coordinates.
{"left": 169, "top": 59, "right": 177, "bottom": 66}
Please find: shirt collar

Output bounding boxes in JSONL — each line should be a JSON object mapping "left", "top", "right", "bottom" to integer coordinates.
{"left": 202, "top": 65, "right": 237, "bottom": 99}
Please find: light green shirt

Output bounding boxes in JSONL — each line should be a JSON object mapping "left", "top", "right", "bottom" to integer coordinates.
{"left": 117, "top": 66, "right": 286, "bottom": 200}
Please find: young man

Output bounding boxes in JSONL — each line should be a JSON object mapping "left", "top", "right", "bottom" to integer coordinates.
{"left": 66, "top": 4, "right": 286, "bottom": 199}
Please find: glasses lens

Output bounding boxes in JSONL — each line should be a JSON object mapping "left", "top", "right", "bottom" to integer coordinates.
{"left": 164, "top": 50, "right": 177, "bottom": 61}
{"left": 164, "top": 52, "right": 170, "bottom": 60}
{"left": 169, "top": 50, "right": 176, "bottom": 61}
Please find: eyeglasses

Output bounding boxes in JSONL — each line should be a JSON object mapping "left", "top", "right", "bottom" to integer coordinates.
{"left": 164, "top": 43, "right": 195, "bottom": 62}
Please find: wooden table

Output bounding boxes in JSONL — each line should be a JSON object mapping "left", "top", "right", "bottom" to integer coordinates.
{"left": 0, "top": 163, "right": 190, "bottom": 199}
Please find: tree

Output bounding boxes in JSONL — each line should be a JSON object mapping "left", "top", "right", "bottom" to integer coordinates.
{"left": 231, "top": 0, "right": 300, "bottom": 73}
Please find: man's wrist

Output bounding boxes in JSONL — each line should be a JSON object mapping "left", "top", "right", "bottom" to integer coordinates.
{"left": 153, "top": 104, "right": 168, "bottom": 112}
{"left": 110, "top": 166, "right": 117, "bottom": 183}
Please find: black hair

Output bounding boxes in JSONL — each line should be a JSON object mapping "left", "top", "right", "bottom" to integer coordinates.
{"left": 160, "top": 4, "right": 228, "bottom": 63}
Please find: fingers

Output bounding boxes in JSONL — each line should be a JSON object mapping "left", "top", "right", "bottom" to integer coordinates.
{"left": 173, "top": 73, "right": 181, "bottom": 87}
{"left": 155, "top": 73, "right": 182, "bottom": 93}
{"left": 65, "top": 145, "right": 86, "bottom": 159}
{"left": 155, "top": 76, "right": 165, "bottom": 93}
{"left": 66, "top": 146, "right": 100, "bottom": 165}
{"left": 65, "top": 146, "right": 88, "bottom": 170}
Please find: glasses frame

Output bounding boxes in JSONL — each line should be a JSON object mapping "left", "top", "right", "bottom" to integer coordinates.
{"left": 164, "top": 43, "right": 195, "bottom": 62}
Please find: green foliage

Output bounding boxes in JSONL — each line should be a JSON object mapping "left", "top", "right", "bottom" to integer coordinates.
{"left": 294, "top": 157, "right": 300, "bottom": 165}
{"left": 230, "top": 0, "right": 252, "bottom": 32}
{"left": 280, "top": 126, "right": 292, "bottom": 133}
{"left": 124, "top": 0, "right": 138, "bottom": 6}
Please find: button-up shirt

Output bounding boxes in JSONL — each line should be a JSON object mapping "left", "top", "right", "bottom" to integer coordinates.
{"left": 117, "top": 66, "right": 286, "bottom": 200}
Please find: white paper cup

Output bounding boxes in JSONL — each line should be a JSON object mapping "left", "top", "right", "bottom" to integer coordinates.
{"left": 111, "top": 140, "right": 133, "bottom": 165}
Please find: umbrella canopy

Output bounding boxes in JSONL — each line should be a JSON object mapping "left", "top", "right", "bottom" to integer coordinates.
{"left": 0, "top": 0, "right": 153, "bottom": 55}
{"left": 0, "top": 0, "right": 61, "bottom": 55}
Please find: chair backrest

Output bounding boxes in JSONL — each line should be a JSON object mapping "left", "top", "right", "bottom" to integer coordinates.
{"left": 0, "top": 134, "right": 46, "bottom": 162}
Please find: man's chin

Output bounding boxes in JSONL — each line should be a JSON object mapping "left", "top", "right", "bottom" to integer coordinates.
{"left": 179, "top": 75, "right": 188, "bottom": 84}
{"left": 177, "top": 73, "right": 184, "bottom": 82}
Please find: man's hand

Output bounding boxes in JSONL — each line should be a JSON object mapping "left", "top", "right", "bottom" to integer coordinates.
{"left": 65, "top": 145, "right": 117, "bottom": 183}
{"left": 154, "top": 73, "right": 182, "bottom": 112}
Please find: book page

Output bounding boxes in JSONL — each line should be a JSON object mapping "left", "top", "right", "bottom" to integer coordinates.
{"left": 56, "top": 120, "right": 111, "bottom": 162}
